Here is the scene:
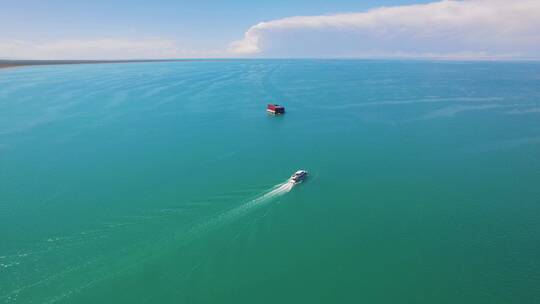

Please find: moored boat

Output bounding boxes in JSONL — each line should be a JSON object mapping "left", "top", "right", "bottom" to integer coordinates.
{"left": 267, "top": 104, "right": 285, "bottom": 115}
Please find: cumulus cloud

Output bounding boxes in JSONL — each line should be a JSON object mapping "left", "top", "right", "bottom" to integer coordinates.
{"left": 0, "top": 38, "right": 223, "bottom": 60}
{"left": 229, "top": 0, "right": 540, "bottom": 59}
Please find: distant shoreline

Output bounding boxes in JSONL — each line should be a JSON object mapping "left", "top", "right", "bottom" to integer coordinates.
{"left": 2, "top": 58, "right": 538, "bottom": 71}
{"left": 0, "top": 59, "right": 200, "bottom": 70}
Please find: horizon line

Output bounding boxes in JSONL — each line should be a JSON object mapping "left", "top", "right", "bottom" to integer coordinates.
{"left": 2, "top": 57, "right": 540, "bottom": 70}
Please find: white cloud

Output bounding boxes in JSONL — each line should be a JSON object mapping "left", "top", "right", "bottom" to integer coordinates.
{"left": 3, "top": 1, "right": 539, "bottom": 60}
{"left": 0, "top": 38, "right": 223, "bottom": 60}
{"left": 229, "top": 0, "right": 540, "bottom": 59}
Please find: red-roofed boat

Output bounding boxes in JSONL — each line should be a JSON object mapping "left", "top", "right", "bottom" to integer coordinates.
{"left": 267, "top": 104, "right": 285, "bottom": 115}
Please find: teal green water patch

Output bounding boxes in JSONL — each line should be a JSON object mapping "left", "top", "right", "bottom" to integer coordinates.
{"left": 1, "top": 60, "right": 540, "bottom": 303}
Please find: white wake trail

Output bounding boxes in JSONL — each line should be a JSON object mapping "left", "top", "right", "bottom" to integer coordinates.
{"left": 8, "top": 181, "right": 294, "bottom": 304}
{"left": 188, "top": 180, "right": 294, "bottom": 236}
{"left": 248, "top": 180, "right": 294, "bottom": 205}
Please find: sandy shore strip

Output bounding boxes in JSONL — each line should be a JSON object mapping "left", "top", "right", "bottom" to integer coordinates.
{"left": 0, "top": 59, "right": 207, "bottom": 70}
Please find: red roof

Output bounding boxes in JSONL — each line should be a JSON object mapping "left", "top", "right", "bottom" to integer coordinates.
{"left": 267, "top": 104, "right": 284, "bottom": 109}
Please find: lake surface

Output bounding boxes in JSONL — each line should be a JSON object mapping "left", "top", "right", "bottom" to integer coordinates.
{"left": 1, "top": 60, "right": 539, "bottom": 303}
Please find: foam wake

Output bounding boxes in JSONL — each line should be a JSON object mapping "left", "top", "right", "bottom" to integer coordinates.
{"left": 188, "top": 180, "right": 294, "bottom": 236}
{"left": 247, "top": 180, "right": 294, "bottom": 205}
{"left": 1, "top": 180, "right": 295, "bottom": 304}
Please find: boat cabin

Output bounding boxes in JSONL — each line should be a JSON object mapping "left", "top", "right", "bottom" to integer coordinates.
{"left": 267, "top": 104, "right": 285, "bottom": 115}
{"left": 290, "top": 170, "right": 308, "bottom": 183}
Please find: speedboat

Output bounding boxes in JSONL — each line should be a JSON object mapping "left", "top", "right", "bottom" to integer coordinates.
{"left": 290, "top": 170, "right": 308, "bottom": 184}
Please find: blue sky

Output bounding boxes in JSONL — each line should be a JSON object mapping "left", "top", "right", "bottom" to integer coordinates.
{"left": 1, "top": 0, "right": 430, "bottom": 46}
{"left": 0, "top": 0, "right": 539, "bottom": 59}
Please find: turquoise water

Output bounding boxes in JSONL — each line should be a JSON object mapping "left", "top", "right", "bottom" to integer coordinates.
{"left": 1, "top": 60, "right": 540, "bottom": 303}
